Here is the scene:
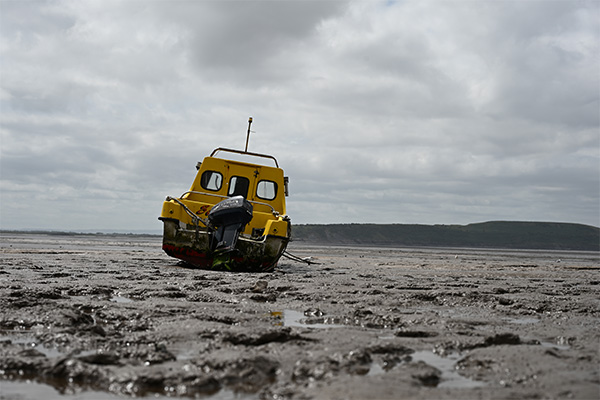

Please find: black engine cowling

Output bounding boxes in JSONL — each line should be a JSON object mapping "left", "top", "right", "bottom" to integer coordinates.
{"left": 208, "top": 195, "right": 253, "bottom": 252}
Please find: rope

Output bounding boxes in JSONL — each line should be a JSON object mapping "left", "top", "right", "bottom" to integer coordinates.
{"left": 282, "top": 251, "right": 320, "bottom": 265}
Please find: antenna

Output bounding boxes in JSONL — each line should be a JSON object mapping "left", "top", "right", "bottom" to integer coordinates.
{"left": 244, "top": 117, "right": 253, "bottom": 152}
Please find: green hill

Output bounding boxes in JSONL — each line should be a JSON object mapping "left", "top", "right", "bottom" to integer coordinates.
{"left": 291, "top": 221, "right": 600, "bottom": 251}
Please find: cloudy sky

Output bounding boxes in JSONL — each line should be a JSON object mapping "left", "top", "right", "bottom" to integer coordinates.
{"left": 1, "top": 0, "right": 598, "bottom": 233}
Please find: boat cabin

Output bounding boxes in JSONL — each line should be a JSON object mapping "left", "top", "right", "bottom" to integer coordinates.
{"left": 161, "top": 148, "right": 289, "bottom": 239}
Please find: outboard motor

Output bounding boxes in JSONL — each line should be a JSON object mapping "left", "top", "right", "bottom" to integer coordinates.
{"left": 208, "top": 195, "right": 253, "bottom": 252}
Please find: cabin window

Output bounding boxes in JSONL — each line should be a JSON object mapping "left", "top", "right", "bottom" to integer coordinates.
{"left": 228, "top": 176, "right": 250, "bottom": 198}
{"left": 200, "top": 171, "right": 222, "bottom": 191}
{"left": 256, "top": 180, "right": 277, "bottom": 200}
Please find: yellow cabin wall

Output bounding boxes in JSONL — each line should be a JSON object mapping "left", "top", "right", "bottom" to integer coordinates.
{"left": 187, "top": 156, "right": 286, "bottom": 214}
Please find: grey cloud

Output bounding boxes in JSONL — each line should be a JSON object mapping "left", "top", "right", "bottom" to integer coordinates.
{"left": 471, "top": 2, "right": 599, "bottom": 127}
{"left": 0, "top": 1, "right": 76, "bottom": 42}
{"left": 159, "top": 1, "right": 349, "bottom": 84}
{"left": 0, "top": 0, "right": 598, "bottom": 231}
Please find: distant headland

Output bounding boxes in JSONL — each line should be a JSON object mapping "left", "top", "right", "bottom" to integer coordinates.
{"left": 2, "top": 221, "right": 598, "bottom": 251}
{"left": 290, "top": 221, "right": 599, "bottom": 251}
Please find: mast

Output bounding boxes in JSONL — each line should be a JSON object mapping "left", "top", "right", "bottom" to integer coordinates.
{"left": 244, "top": 117, "right": 253, "bottom": 153}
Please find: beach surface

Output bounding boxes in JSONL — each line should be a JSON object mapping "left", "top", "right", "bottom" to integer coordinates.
{"left": 1, "top": 233, "right": 598, "bottom": 399}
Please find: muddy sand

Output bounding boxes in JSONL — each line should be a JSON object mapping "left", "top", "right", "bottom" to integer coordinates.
{"left": 0, "top": 233, "right": 598, "bottom": 400}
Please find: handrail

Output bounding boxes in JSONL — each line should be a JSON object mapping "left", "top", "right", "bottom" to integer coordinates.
{"left": 181, "top": 191, "right": 228, "bottom": 201}
{"left": 179, "top": 191, "right": 279, "bottom": 216}
{"left": 249, "top": 200, "right": 280, "bottom": 217}
{"left": 209, "top": 147, "right": 279, "bottom": 168}
{"left": 166, "top": 196, "right": 208, "bottom": 227}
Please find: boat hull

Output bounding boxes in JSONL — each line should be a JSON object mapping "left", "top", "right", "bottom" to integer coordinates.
{"left": 160, "top": 218, "right": 290, "bottom": 272}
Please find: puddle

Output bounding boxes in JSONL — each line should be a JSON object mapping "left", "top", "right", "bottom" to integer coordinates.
{"left": 110, "top": 295, "right": 133, "bottom": 303}
{"left": 271, "top": 310, "right": 344, "bottom": 329}
{"left": 71, "top": 294, "right": 133, "bottom": 303}
{"left": 0, "top": 333, "right": 104, "bottom": 360}
{"left": 410, "top": 351, "right": 485, "bottom": 388}
{"left": 0, "top": 380, "right": 259, "bottom": 400}
{"left": 540, "top": 341, "right": 570, "bottom": 350}
{"left": 367, "top": 362, "right": 386, "bottom": 376}
{"left": 174, "top": 347, "right": 197, "bottom": 361}
{"left": 0, "top": 380, "right": 124, "bottom": 400}
{"left": 505, "top": 317, "right": 539, "bottom": 324}
{"left": 366, "top": 350, "right": 485, "bottom": 388}
{"left": 0, "top": 334, "right": 63, "bottom": 358}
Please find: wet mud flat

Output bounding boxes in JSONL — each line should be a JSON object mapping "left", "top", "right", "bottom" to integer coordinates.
{"left": 0, "top": 233, "right": 599, "bottom": 399}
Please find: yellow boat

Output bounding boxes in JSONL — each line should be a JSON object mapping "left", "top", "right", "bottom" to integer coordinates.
{"left": 158, "top": 118, "right": 291, "bottom": 272}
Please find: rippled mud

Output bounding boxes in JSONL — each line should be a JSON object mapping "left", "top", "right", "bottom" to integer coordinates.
{"left": 1, "top": 233, "right": 599, "bottom": 399}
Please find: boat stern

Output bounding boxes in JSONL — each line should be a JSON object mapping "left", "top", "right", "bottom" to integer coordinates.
{"left": 159, "top": 196, "right": 291, "bottom": 272}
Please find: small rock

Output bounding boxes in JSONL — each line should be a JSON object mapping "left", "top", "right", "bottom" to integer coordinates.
{"left": 78, "top": 352, "right": 121, "bottom": 365}
{"left": 250, "top": 293, "right": 277, "bottom": 303}
{"left": 251, "top": 280, "right": 268, "bottom": 293}
{"left": 483, "top": 333, "right": 521, "bottom": 346}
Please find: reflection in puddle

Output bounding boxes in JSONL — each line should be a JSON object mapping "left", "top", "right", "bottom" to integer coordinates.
{"left": 71, "top": 294, "right": 133, "bottom": 303}
{"left": 0, "top": 380, "right": 123, "bottom": 400}
{"left": 367, "top": 362, "right": 386, "bottom": 376}
{"left": 271, "top": 310, "right": 344, "bottom": 329}
{"left": 359, "top": 341, "right": 486, "bottom": 389}
{"left": 411, "top": 351, "right": 485, "bottom": 388}
{"left": 0, "top": 333, "right": 105, "bottom": 361}
{"left": 412, "top": 351, "right": 485, "bottom": 388}
{"left": 540, "top": 341, "right": 570, "bottom": 350}
{"left": 110, "top": 295, "right": 133, "bottom": 303}
{"left": 0, "top": 380, "right": 257, "bottom": 400}
{"left": 505, "top": 317, "right": 539, "bottom": 324}
{"left": 173, "top": 346, "right": 198, "bottom": 361}
{"left": 0, "top": 334, "right": 63, "bottom": 358}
